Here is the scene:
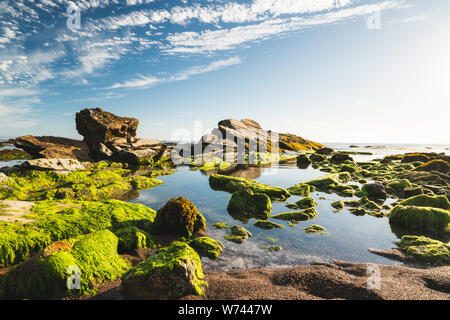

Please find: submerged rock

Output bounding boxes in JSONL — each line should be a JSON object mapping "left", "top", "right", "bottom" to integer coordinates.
{"left": 121, "top": 241, "right": 207, "bottom": 299}
{"left": 304, "top": 224, "right": 326, "bottom": 234}
{"left": 253, "top": 220, "right": 284, "bottom": 230}
{"left": 271, "top": 208, "right": 318, "bottom": 222}
{"left": 224, "top": 225, "right": 252, "bottom": 244}
{"left": 227, "top": 188, "right": 272, "bottom": 221}
{"left": 152, "top": 197, "right": 206, "bottom": 238}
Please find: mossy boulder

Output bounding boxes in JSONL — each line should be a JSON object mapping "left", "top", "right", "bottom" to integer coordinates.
{"left": 294, "top": 197, "right": 317, "bottom": 209}
{"left": 316, "top": 147, "right": 334, "bottom": 155}
{"left": 385, "top": 179, "right": 413, "bottom": 197}
{"left": 296, "top": 154, "right": 312, "bottom": 168}
{"left": 224, "top": 225, "right": 252, "bottom": 244}
{"left": 1, "top": 230, "right": 130, "bottom": 299}
{"left": 401, "top": 153, "right": 430, "bottom": 163}
{"left": 389, "top": 205, "right": 450, "bottom": 233}
{"left": 397, "top": 235, "right": 449, "bottom": 265}
{"left": 152, "top": 197, "right": 206, "bottom": 238}
{"left": 330, "top": 153, "right": 354, "bottom": 164}
{"left": 253, "top": 220, "right": 284, "bottom": 230}
{"left": 227, "top": 188, "right": 272, "bottom": 221}
{"left": 304, "top": 224, "right": 326, "bottom": 234}
{"left": 310, "top": 154, "right": 327, "bottom": 162}
{"left": 0, "top": 200, "right": 156, "bottom": 267}
{"left": 399, "top": 195, "right": 450, "bottom": 210}
{"left": 415, "top": 159, "right": 449, "bottom": 174}
{"left": 209, "top": 174, "right": 291, "bottom": 201}
{"left": 361, "top": 183, "right": 387, "bottom": 200}
{"left": 331, "top": 200, "right": 345, "bottom": 211}
{"left": 120, "top": 241, "right": 207, "bottom": 299}
{"left": 271, "top": 208, "right": 318, "bottom": 222}
{"left": 188, "top": 237, "right": 224, "bottom": 260}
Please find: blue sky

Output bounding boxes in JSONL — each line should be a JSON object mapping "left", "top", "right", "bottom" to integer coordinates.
{"left": 0, "top": 0, "right": 449, "bottom": 143}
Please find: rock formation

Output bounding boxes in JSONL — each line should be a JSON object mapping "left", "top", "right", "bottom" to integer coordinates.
{"left": 75, "top": 108, "right": 167, "bottom": 164}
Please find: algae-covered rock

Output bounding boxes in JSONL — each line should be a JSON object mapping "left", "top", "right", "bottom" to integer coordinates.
{"left": 212, "top": 222, "right": 231, "bottom": 229}
{"left": 224, "top": 225, "right": 252, "bottom": 244}
{"left": 152, "top": 197, "right": 206, "bottom": 238}
{"left": 271, "top": 208, "right": 318, "bottom": 222}
{"left": 113, "top": 226, "right": 154, "bottom": 253}
{"left": 397, "top": 235, "right": 449, "bottom": 265}
{"left": 296, "top": 154, "right": 312, "bottom": 168}
{"left": 316, "top": 147, "right": 334, "bottom": 155}
{"left": 209, "top": 174, "right": 291, "bottom": 201}
{"left": 401, "top": 153, "right": 431, "bottom": 163}
{"left": 2, "top": 230, "right": 130, "bottom": 299}
{"left": 398, "top": 195, "right": 450, "bottom": 210}
{"left": 0, "top": 149, "right": 32, "bottom": 161}
{"left": 294, "top": 197, "right": 317, "bottom": 209}
{"left": 0, "top": 200, "right": 156, "bottom": 267}
{"left": 361, "top": 183, "right": 387, "bottom": 200}
{"left": 287, "top": 183, "right": 311, "bottom": 197}
{"left": 253, "top": 220, "right": 284, "bottom": 230}
{"left": 188, "top": 237, "right": 224, "bottom": 260}
{"left": 389, "top": 205, "right": 450, "bottom": 233}
{"left": 121, "top": 241, "right": 207, "bottom": 299}
{"left": 415, "top": 159, "right": 449, "bottom": 174}
{"left": 227, "top": 188, "right": 272, "bottom": 221}
{"left": 260, "top": 245, "right": 281, "bottom": 252}
{"left": 330, "top": 153, "right": 354, "bottom": 164}
{"left": 310, "top": 154, "right": 327, "bottom": 162}
{"left": 331, "top": 200, "right": 345, "bottom": 211}
{"left": 304, "top": 224, "right": 326, "bottom": 234}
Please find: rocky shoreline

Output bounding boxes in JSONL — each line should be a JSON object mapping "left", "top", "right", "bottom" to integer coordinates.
{"left": 0, "top": 108, "right": 449, "bottom": 300}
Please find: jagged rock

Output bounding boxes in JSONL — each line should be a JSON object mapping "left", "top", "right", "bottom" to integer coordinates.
{"left": 21, "top": 158, "right": 86, "bottom": 172}
{"left": 75, "top": 108, "right": 166, "bottom": 164}
{"left": 14, "top": 135, "right": 91, "bottom": 161}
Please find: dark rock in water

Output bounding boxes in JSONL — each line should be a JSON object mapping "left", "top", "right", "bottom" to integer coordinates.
{"left": 310, "top": 154, "right": 327, "bottom": 162}
{"left": 316, "top": 147, "right": 334, "bottom": 155}
{"left": 152, "top": 197, "right": 206, "bottom": 238}
{"left": 330, "top": 153, "right": 354, "bottom": 164}
{"left": 76, "top": 108, "right": 166, "bottom": 164}
{"left": 362, "top": 183, "right": 387, "bottom": 201}
{"left": 14, "top": 135, "right": 91, "bottom": 161}
{"left": 0, "top": 149, "right": 31, "bottom": 161}
{"left": 296, "top": 154, "right": 311, "bottom": 168}
{"left": 415, "top": 160, "right": 449, "bottom": 174}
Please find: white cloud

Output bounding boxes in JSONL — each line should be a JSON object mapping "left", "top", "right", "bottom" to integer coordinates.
{"left": 388, "top": 15, "right": 426, "bottom": 24}
{"left": 108, "top": 56, "right": 242, "bottom": 89}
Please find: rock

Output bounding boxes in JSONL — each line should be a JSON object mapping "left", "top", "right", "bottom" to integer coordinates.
{"left": 316, "top": 147, "right": 334, "bottom": 155}
{"left": 401, "top": 153, "right": 431, "bottom": 163}
{"left": 75, "top": 108, "right": 166, "bottom": 164}
{"left": 271, "top": 208, "right": 318, "bottom": 222}
{"left": 294, "top": 196, "right": 317, "bottom": 209}
{"left": 361, "top": 183, "right": 387, "bottom": 200}
{"left": 389, "top": 205, "right": 450, "bottom": 233}
{"left": 188, "top": 237, "right": 224, "bottom": 260}
{"left": 287, "top": 183, "right": 311, "bottom": 197}
{"left": 121, "top": 241, "right": 207, "bottom": 299}
{"left": 330, "top": 153, "right": 354, "bottom": 164}
{"left": 152, "top": 197, "right": 206, "bottom": 238}
{"left": 227, "top": 188, "right": 272, "bottom": 221}
{"left": 21, "top": 158, "right": 86, "bottom": 172}
{"left": 224, "top": 225, "right": 252, "bottom": 243}
{"left": 396, "top": 235, "right": 449, "bottom": 265}
{"left": 304, "top": 224, "right": 326, "bottom": 234}
{"left": 296, "top": 154, "right": 311, "bottom": 168}
{"left": 398, "top": 194, "right": 450, "bottom": 210}
{"left": 1, "top": 230, "right": 130, "bottom": 299}
{"left": 331, "top": 200, "right": 345, "bottom": 211}
{"left": 0, "top": 172, "right": 11, "bottom": 183}
{"left": 310, "top": 154, "right": 327, "bottom": 162}
{"left": 415, "top": 160, "right": 449, "bottom": 174}
{"left": 14, "top": 135, "right": 91, "bottom": 161}
{"left": 0, "top": 149, "right": 31, "bottom": 161}
{"left": 253, "top": 220, "right": 284, "bottom": 230}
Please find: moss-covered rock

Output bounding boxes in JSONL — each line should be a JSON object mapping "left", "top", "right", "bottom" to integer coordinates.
{"left": 397, "top": 235, "right": 449, "bottom": 265}
{"left": 152, "top": 197, "right": 206, "bottom": 238}
{"left": 304, "top": 224, "right": 326, "bottom": 234}
{"left": 330, "top": 153, "right": 354, "bottom": 164}
{"left": 224, "top": 225, "right": 252, "bottom": 244}
{"left": 188, "top": 237, "right": 224, "bottom": 260}
{"left": 0, "top": 149, "right": 32, "bottom": 161}
{"left": 415, "top": 159, "right": 449, "bottom": 174}
{"left": 260, "top": 245, "right": 281, "bottom": 252}
{"left": 209, "top": 174, "right": 290, "bottom": 201}
{"left": 287, "top": 183, "right": 311, "bottom": 197}
{"left": 120, "top": 241, "right": 207, "bottom": 299}
{"left": 113, "top": 226, "right": 154, "bottom": 253}
{"left": 296, "top": 154, "right": 312, "bottom": 168}
{"left": 0, "top": 200, "right": 156, "bottom": 267}
{"left": 389, "top": 205, "right": 450, "bottom": 233}
{"left": 212, "top": 222, "right": 231, "bottom": 229}
{"left": 401, "top": 153, "right": 431, "bottom": 163}
{"left": 331, "top": 200, "right": 345, "bottom": 211}
{"left": 294, "top": 197, "right": 317, "bottom": 209}
{"left": 398, "top": 195, "right": 450, "bottom": 210}
{"left": 271, "top": 208, "right": 318, "bottom": 222}
{"left": 227, "top": 188, "right": 272, "bottom": 221}
{"left": 0, "top": 168, "right": 163, "bottom": 201}
{"left": 253, "top": 220, "right": 284, "bottom": 230}
{"left": 385, "top": 179, "right": 413, "bottom": 197}
{"left": 310, "top": 154, "right": 327, "bottom": 162}
{"left": 2, "top": 230, "right": 130, "bottom": 299}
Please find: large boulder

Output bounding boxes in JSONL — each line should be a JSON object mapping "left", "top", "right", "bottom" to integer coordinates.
{"left": 151, "top": 197, "right": 206, "bottom": 238}
{"left": 14, "top": 135, "right": 91, "bottom": 161}
{"left": 75, "top": 108, "right": 166, "bottom": 164}
{"left": 361, "top": 183, "right": 387, "bottom": 201}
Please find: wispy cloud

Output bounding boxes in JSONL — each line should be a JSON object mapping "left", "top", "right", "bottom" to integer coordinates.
{"left": 108, "top": 56, "right": 242, "bottom": 89}
{"left": 388, "top": 14, "right": 426, "bottom": 24}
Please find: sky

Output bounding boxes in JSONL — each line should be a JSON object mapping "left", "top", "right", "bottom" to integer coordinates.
{"left": 0, "top": 0, "right": 449, "bottom": 144}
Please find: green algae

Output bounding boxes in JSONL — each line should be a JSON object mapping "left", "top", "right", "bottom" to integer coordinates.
{"left": 0, "top": 149, "right": 32, "bottom": 161}
{"left": 397, "top": 235, "right": 449, "bottom": 265}
{"left": 253, "top": 220, "right": 284, "bottom": 230}
{"left": 212, "top": 222, "right": 231, "bottom": 229}
{"left": 260, "top": 245, "right": 281, "bottom": 252}
{"left": 224, "top": 225, "right": 252, "bottom": 244}
{"left": 227, "top": 188, "right": 272, "bottom": 221}
{"left": 1, "top": 230, "right": 130, "bottom": 299}
{"left": 113, "top": 226, "right": 155, "bottom": 253}
{"left": 121, "top": 241, "right": 207, "bottom": 299}
{"left": 294, "top": 196, "right": 317, "bottom": 209}
{"left": 0, "top": 168, "right": 163, "bottom": 201}
{"left": 188, "top": 237, "right": 224, "bottom": 260}
{"left": 331, "top": 200, "right": 345, "bottom": 211}
{"left": 286, "top": 183, "right": 311, "bottom": 197}
{"left": 0, "top": 200, "right": 156, "bottom": 267}
{"left": 209, "top": 174, "right": 291, "bottom": 201}
{"left": 399, "top": 195, "right": 450, "bottom": 210}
